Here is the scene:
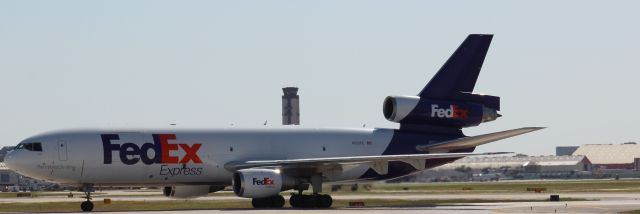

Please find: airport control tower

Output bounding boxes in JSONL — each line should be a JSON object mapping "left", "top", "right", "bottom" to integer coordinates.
{"left": 282, "top": 87, "right": 300, "bottom": 125}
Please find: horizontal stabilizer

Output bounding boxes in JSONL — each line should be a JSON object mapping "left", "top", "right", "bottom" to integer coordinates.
{"left": 416, "top": 127, "right": 544, "bottom": 152}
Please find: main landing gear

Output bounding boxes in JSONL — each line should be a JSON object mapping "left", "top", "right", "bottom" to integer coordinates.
{"left": 289, "top": 194, "right": 332, "bottom": 208}
{"left": 289, "top": 174, "right": 332, "bottom": 209}
{"left": 80, "top": 184, "right": 94, "bottom": 212}
{"left": 249, "top": 174, "right": 333, "bottom": 209}
{"left": 250, "top": 194, "right": 333, "bottom": 209}
{"left": 251, "top": 195, "right": 285, "bottom": 208}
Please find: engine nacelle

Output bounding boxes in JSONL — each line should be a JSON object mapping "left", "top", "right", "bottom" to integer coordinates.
{"left": 232, "top": 168, "right": 295, "bottom": 198}
{"left": 383, "top": 95, "right": 499, "bottom": 128}
{"left": 163, "top": 185, "right": 225, "bottom": 199}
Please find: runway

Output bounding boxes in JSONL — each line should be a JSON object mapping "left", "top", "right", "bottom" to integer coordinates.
{"left": 3, "top": 191, "right": 640, "bottom": 203}
{"left": 4, "top": 192, "right": 640, "bottom": 213}
{"left": 41, "top": 200, "right": 640, "bottom": 214}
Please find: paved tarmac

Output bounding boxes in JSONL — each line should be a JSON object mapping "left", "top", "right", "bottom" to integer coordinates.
{"left": 3, "top": 192, "right": 640, "bottom": 203}
{"left": 90, "top": 200, "right": 640, "bottom": 214}
{"left": 3, "top": 191, "right": 640, "bottom": 213}
{"left": 51, "top": 200, "right": 640, "bottom": 214}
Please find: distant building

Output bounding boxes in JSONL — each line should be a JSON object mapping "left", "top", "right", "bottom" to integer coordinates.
{"left": 438, "top": 155, "right": 592, "bottom": 173}
{"left": 0, "top": 162, "right": 20, "bottom": 188}
{"left": 556, "top": 146, "right": 579, "bottom": 156}
{"left": 572, "top": 143, "right": 640, "bottom": 170}
{"left": 399, "top": 155, "right": 592, "bottom": 182}
{"left": 403, "top": 142, "right": 640, "bottom": 182}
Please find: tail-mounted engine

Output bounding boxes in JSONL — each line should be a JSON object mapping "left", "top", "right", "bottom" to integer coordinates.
{"left": 383, "top": 94, "right": 500, "bottom": 128}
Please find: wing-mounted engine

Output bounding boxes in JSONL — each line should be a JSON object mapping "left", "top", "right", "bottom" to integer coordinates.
{"left": 232, "top": 168, "right": 296, "bottom": 198}
{"left": 383, "top": 95, "right": 500, "bottom": 128}
{"left": 163, "top": 185, "right": 225, "bottom": 199}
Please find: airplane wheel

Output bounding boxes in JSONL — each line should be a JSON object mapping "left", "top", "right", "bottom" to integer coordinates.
{"left": 291, "top": 194, "right": 324, "bottom": 208}
{"left": 252, "top": 195, "right": 285, "bottom": 209}
{"left": 301, "top": 195, "right": 316, "bottom": 208}
{"left": 316, "top": 194, "right": 332, "bottom": 208}
{"left": 272, "top": 195, "right": 285, "bottom": 208}
{"left": 290, "top": 194, "right": 301, "bottom": 208}
{"left": 251, "top": 198, "right": 267, "bottom": 208}
{"left": 80, "top": 201, "right": 94, "bottom": 212}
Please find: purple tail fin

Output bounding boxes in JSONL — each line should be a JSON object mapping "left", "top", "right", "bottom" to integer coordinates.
{"left": 419, "top": 34, "right": 493, "bottom": 98}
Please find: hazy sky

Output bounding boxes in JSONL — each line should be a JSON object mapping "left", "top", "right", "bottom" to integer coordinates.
{"left": 1, "top": 1, "right": 638, "bottom": 155}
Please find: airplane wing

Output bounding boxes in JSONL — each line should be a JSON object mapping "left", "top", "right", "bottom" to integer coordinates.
{"left": 416, "top": 127, "right": 545, "bottom": 152}
{"left": 224, "top": 127, "right": 543, "bottom": 175}
{"left": 224, "top": 152, "right": 510, "bottom": 175}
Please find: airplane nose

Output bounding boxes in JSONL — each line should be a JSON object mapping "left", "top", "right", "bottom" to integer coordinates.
{"left": 3, "top": 150, "right": 17, "bottom": 171}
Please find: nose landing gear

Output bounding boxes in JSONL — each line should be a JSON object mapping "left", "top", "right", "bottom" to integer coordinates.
{"left": 80, "top": 184, "right": 94, "bottom": 212}
{"left": 80, "top": 200, "right": 94, "bottom": 212}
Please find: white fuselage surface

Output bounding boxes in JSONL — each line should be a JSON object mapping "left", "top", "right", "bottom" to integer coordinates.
{"left": 7, "top": 128, "right": 396, "bottom": 186}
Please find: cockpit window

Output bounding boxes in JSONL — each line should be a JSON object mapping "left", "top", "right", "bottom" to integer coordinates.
{"left": 25, "top": 143, "right": 34, "bottom": 151}
{"left": 33, "top": 143, "right": 42, "bottom": 151}
{"left": 15, "top": 142, "right": 42, "bottom": 152}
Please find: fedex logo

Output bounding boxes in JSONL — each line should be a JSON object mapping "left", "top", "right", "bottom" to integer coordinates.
{"left": 252, "top": 177, "right": 275, "bottom": 186}
{"left": 431, "top": 104, "right": 469, "bottom": 119}
{"left": 102, "top": 134, "right": 203, "bottom": 165}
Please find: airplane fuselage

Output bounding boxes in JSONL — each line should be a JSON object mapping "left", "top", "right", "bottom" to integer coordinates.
{"left": 6, "top": 127, "right": 463, "bottom": 186}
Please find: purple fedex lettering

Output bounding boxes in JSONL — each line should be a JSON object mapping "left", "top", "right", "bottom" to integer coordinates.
{"left": 101, "top": 134, "right": 201, "bottom": 165}
{"left": 102, "top": 134, "right": 161, "bottom": 165}
{"left": 252, "top": 177, "right": 275, "bottom": 185}
{"left": 101, "top": 134, "right": 120, "bottom": 164}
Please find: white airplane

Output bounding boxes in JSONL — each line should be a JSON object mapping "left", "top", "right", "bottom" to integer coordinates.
{"left": 4, "top": 34, "right": 542, "bottom": 211}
